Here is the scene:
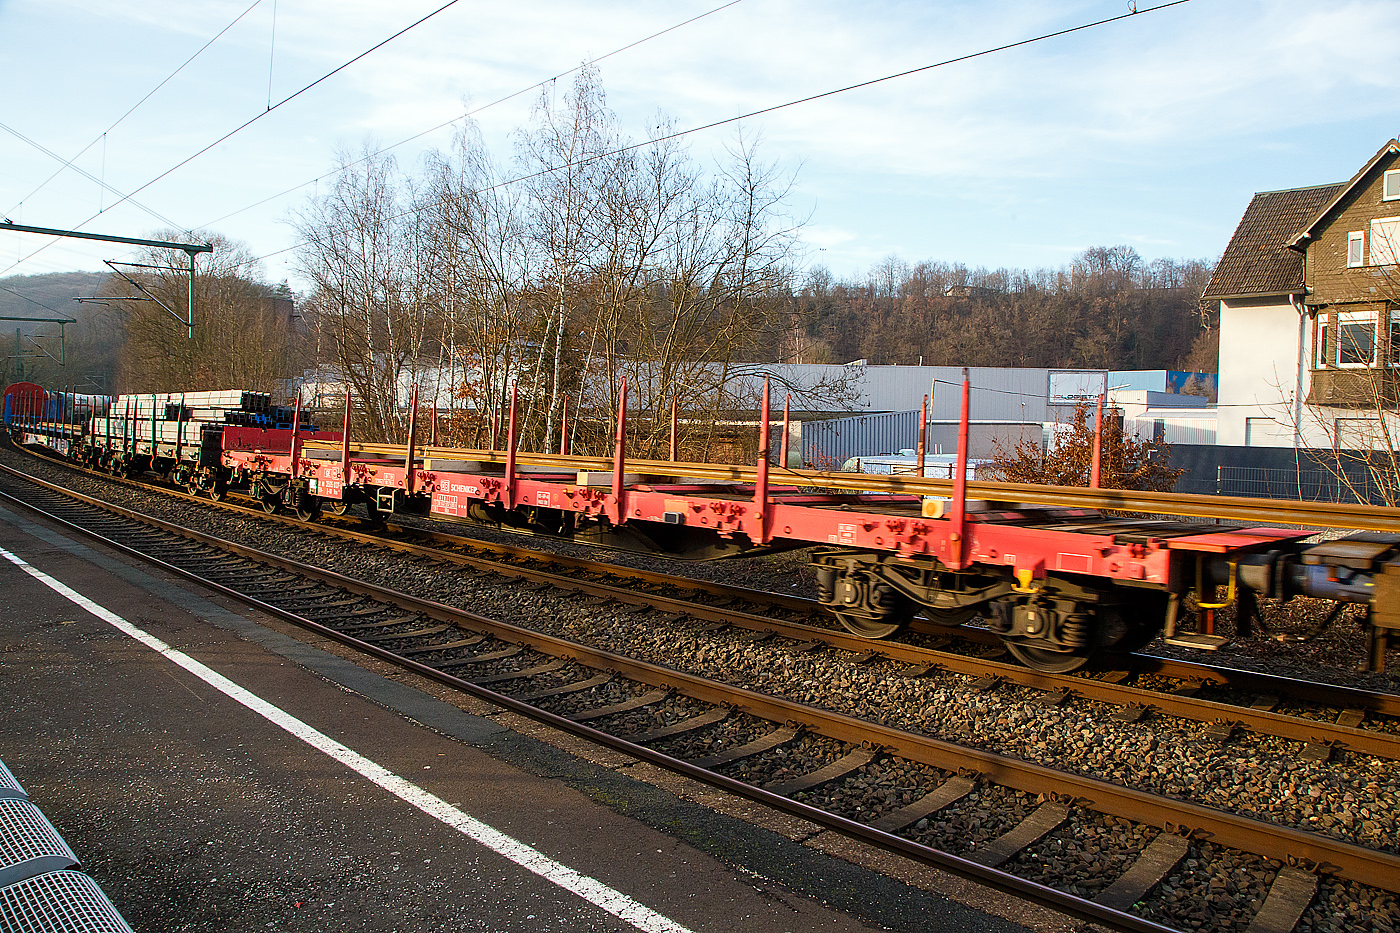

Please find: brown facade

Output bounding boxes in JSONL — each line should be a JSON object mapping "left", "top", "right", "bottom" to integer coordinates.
{"left": 1302, "top": 148, "right": 1400, "bottom": 308}
{"left": 1292, "top": 142, "right": 1400, "bottom": 406}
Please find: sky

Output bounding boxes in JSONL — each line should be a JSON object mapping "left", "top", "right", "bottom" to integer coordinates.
{"left": 2, "top": 0, "right": 1399, "bottom": 293}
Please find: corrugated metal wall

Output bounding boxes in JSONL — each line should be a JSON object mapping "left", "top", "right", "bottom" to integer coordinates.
{"left": 800, "top": 411, "right": 1042, "bottom": 469}
{"left": 729, "top": 364, "right": 1106, "bottom": 421}
{"left": 802, "top": 409, "right": 920, "bottom": 470}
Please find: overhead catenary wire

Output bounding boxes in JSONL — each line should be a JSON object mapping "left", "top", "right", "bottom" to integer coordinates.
{"left": 3, "top": 0, "right": 266, "bottom": 220}
{"left": 0, "top": 0, "right": 464, "bottom": 280}
{"left": 247, "top": 0, "right": 1194, "bottom": 268}
{"left": 198, "top": 0, "right": 749, "bottom": 230}
{"left": 0, "top": 122, "right": 183, "bottom": 232}
{"left": 84, "top": 0, "right": 466, "bottom": 223}
{"left": 0, "top": 283, "right": 76, "bottom": 319}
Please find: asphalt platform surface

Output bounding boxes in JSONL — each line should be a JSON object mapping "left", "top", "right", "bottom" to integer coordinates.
{"left": 0, "top": 498, "right": 1068, "bottom": 933}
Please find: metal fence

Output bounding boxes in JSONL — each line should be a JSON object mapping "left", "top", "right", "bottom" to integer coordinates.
{"left": 1215, "top": 465, "right": 1394, "bottom": 505}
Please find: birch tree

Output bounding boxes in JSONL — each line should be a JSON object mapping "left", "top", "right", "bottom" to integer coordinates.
{"left": 107, "top": 233, "right": 296, "bottom": 393}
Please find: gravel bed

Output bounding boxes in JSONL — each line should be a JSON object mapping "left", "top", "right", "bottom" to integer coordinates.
{"left": 717, "top": 734, "right": 850, "bottom": 788}
{"left": 901, "top": 783, "right": 1038, "bottom": 857}
{"left": 1130, "top": 842, "right": 1275, "bottom": 933}
{"left": 603, "top": 618, "right": 1400, "bottom": 853}
{"left": 789, "top": 759, "right": 952, "bottom": 824}
{"left": 524, "top": 676, "right": 654, "bottom": 718}
{"left": 1002, "top": 811, "right": 1154, "bottom": 898}
{"left": 590, "top": 695, "right": 714, "bottom": 738}
{"left": 647, "top": 714, "right": 773, "bottom": 761}
{"left": 1298, "top": 878, "right": 1399, "bottom": 933}
{"left": 490, "top": 662, "right": 594, "bottom": 693}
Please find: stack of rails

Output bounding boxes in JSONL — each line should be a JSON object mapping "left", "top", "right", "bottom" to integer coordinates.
{"left": 96, "top": 391, "right": 274, "bottom": 463}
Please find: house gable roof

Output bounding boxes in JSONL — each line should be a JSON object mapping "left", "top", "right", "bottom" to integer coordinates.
{"left": 1201, "top": 182, "right": 1344, "bottom": 301}
{"left": 1285, "top": 138, "right": 1400, "bottom": 250}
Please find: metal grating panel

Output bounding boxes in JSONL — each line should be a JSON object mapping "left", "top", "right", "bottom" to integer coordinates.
{"left": 0, "top": 801, "right": 77, "bottom": 889}
{"left": 0, "top": 870, "right": 135, "bottom": 933}
{"left": 0, "top": 764, "right": 23, "bottom": 801}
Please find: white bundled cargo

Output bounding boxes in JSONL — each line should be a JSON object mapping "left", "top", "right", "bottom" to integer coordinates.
{"left": 111, "top": 390, "right": 269, "bottom": 415}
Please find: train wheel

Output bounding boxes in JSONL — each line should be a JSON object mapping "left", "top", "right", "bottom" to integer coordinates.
{"left": 323, "top": 500, "right": 348, "bottom": 516}
{"left": 833, "top": 606, "right": 910, "bottom": 639}
{"left": 294, "top": 494, "right": 322, "bottom": 522}
{"left": 1005, "top": 641, "right": 1092, "bottom": 673}
{"left": 362, "top": 499, "right": 384, "bottom": 526}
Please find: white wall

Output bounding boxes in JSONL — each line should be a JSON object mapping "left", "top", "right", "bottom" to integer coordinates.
{"left": 1216, "top": 296, "right": 1304, "bottom": 446}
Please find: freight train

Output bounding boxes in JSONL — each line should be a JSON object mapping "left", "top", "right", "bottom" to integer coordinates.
{"left": 5, "top": 379, "right": 1396, "bottom": 674}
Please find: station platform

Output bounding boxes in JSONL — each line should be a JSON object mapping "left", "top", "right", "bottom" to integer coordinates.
{"left": 0, "top": 500, "right": 1062, "bottom": 933}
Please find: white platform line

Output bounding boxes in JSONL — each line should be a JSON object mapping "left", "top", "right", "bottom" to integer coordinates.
{"left": 1, "top": 545, "right": 694, "bottom": 933}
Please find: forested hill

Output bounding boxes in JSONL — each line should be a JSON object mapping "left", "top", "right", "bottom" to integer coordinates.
{"left": 0, "top": 271, "right": 106, "bottom": 325}
{"left": 0, "top": 271, "right": 119, "bottom": 390}
{"left": 790, "top": 247, "right": 1218, "bottom": 373}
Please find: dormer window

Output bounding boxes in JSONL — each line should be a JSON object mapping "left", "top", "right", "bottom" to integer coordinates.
{"left": 1384, "top": 169, "right": 1400, "bottom": 201}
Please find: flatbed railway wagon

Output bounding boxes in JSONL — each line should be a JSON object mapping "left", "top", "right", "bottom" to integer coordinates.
{"left": 7, "top": 378, "right": 1397, "bottom": 673}
{"left": 5, "top": 385, "right": 335, "bottom": 512}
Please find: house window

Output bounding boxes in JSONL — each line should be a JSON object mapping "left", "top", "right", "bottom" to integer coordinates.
{"left": 1385, "top": 169, "right": 1400, "bottom": 201}
{"left": 1337, "top": 312, "right": 1377, "bottom": 366}
{"left": 1349, "top": 231, "right": 1366, "bottom": 267}
{"left": 1245, "top": 417, "right": 1281, "bottom": 446}
{"left": 1336, "top": 417, "right": 1383, "bottom": 450}
{"left": 1370, "top": 217, "right": 1400, "bottom": 266}
{"left": 1317, "top": 319, "right": 1329, "bottom": 368}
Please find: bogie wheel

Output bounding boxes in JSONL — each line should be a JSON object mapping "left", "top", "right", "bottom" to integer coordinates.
{"left": 1004, "top": 640, "right": 1093, "bottom": 673}
{"left": 322, "top": 500, "right": 348, "bottom": 516}
{"left": 259, "top": 492, "right": 283, "bottom": 514}
{"left": 833, "top": 608, "right": 910, "bottom": 639}
{"left": 1103, "top": 598, "right": 1171, "bottom": 655}
{"left": 294, "top": 495, "right": 322, "bottom": 523}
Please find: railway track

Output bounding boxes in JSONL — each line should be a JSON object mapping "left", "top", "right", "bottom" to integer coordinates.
{"left": 14, "top": 446, "right": 1400, "bottom": 764}
{"left": 2, "top": 456, "right": 1398, "bottom": 932}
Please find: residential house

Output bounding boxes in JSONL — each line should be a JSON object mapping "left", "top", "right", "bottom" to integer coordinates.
{"left": 1205, "top": 139, "right": 1400, "bottom": 449}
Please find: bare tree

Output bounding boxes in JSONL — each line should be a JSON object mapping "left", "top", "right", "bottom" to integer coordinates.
{"left": 516, "top": 65, "right": 623, "bottom": 450}
{"left": 105, "top": 233, "right": 297, "bottom": 393}
{"left": 421, "top": 121, "right": 536, "bottom": 445}
{"left": 291, "top": 70, "right": 809, "bottom": 455}
{"left": 294, "top": 148, "right": 436, "bottom": 442}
